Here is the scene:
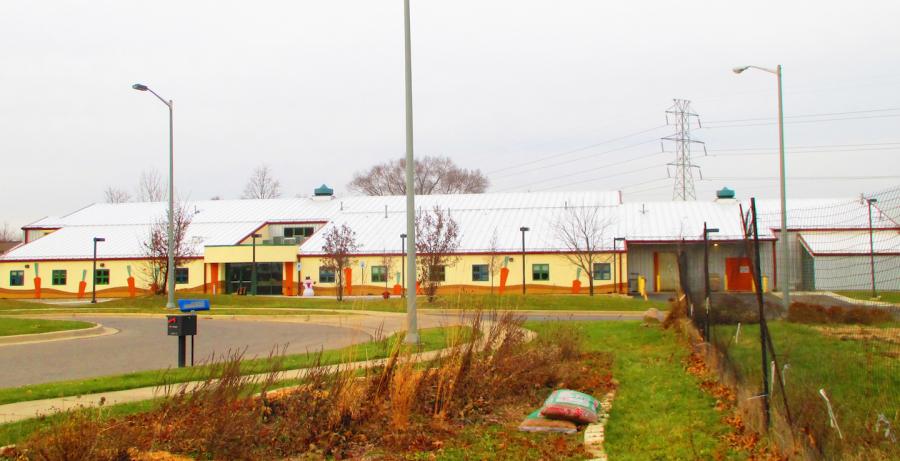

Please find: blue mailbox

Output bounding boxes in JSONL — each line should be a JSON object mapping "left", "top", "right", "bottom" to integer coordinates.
{"left": 178, "top": 299, "right": 211, "bottom": 313}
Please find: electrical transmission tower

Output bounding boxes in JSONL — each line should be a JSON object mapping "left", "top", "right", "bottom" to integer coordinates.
{"left": 662, "top": 99, "right": 706, "bottom": 201}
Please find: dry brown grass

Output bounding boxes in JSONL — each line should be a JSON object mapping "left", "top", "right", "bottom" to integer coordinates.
{"left": 11, "top": 310, "right": 615, "bottom": 460}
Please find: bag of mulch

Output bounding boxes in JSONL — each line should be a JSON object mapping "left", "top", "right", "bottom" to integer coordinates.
{"left": 539, "top": 389, "right": 600, "bottom": 424}
{"left": 518, "top": 410, "right": 578, "bottom": 434}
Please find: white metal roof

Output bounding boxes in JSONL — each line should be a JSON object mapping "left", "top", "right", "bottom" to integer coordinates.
{"left": 8, "top": 190, "right": 900, "bottom": 261}
{"left": 753, "top": 198, "right": 899, "bottom": 231}
{"left": 799, "top": 230, "right": 900, "bottom": 256}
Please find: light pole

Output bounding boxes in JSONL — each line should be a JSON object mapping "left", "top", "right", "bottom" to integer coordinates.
{"left": 91, "top": 237, "right": 105, "bottom": 304}
{"left": 733, "top": 65, "right": 789, "bottom": 312}
{"left": 251, "top": 233, "right": 261, "bottom": 296}
{"left": 866, "top": 198, "right": 878, "bottom": 298}
{"left": 520, "top": 227, "right": 529, "bottom": 294}
{"left": 132, "top": 83, "right": 176, "bottom": 309}
{"left": 613, "top": 237, "right": 626, "bottom": 294}
{"left": 400, "top": 233, "right": 407, "bottom": 298}
{"left": 703, "top": 223, "right": 720, "bottom": 342}
{"left": 403, "top": 0, "right": 418, "bottom": 344}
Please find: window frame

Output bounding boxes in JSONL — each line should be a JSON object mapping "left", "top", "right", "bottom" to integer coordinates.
{"left": 532, "top": 264, "right": 550, "bottom": 281}
{"left": 371, "top": 265, "right": 387, "bottom": 283}
{"left": 175, "top": 267, "right": 189, "bottom": 285}
{"left": 429, "top": 265, "right": 446, "bottom": 282}
{"left": 95, "top": 269, "right": 110, "bottom": 286}
{"left": 319, "top": 266, "right": 336, "bottom": 284}
{"left": 592, "top": 262, "right": 612, "bottom": 281}
{"left": 284, "top": 227, "right": 315, "bottom": 239}
{"left": 51, "top": 269, "right": 67, "bottom": 286}
{"left": 10, "top": 270, "right": 24, "bottom": 287}
{"left": 471, "top": 264, "right": 489, "bottom": 282}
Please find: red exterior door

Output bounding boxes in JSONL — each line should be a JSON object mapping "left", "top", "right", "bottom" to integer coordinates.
{"left": 725, "top": 258, "right": 753, "bottom": 291}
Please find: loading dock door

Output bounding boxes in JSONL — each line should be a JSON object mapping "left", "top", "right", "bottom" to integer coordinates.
{"left": 656, "top": 252, "right": 680, "bottom": 291}
{"left": 725, "top": 258, "right": 753, "bottom": 291}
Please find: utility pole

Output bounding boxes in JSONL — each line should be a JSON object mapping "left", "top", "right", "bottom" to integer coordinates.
{"left": 662, "top": 99, "right": 706, "bottom": 201}
{"left": 867, "top": 198, "right": 878, "bottom": 298}
{"left": 403, "top": 0, "right": 418, "bottom": 344}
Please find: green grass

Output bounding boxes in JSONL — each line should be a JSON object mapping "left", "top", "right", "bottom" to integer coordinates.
{"left": 0, "top": 399, "right": 161, "bottom": 446}
{"left": 837, "top": 290, "right": 900, "bottom": 304}
{"left": 526, "top": 321, "right": 744, "bottom": 460}
{"left": 0, "top": 317, "right": 94, "bottom": 337}
{"left": 0, "top": 326, "right": 462, "bottom": 407}
{"left": 713, "top": 321, "right": 899, "bottom": 455}
{"left": 0, "top": 293, "right": 663, "bottom": 316}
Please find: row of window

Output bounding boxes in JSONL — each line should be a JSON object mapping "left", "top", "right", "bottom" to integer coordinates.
{"left": 315, "top": 263, "right": 613, "bottom": 284}
{"left": 8, "top": 268, "right": 189, "bottom": 286}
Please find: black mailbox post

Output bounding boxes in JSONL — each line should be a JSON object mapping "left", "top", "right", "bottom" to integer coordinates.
{"left": 167, "top": 314, "right": 197, "bottom": 367}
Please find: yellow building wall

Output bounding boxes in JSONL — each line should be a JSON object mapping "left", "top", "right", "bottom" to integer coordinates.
{"left": 297, "top": 253, "right": 628, "bottom": 296}
{"left": 0, "top": 259, "right": 206, "bottom": 299}
{"left": 204, "top": 244, "right": 299, "bottom": 264}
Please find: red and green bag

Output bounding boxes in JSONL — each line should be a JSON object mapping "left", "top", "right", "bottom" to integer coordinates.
{"left": 539, "top": 389, "right": 600, "bottom": 424}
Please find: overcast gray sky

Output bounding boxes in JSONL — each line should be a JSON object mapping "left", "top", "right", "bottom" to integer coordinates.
{"left": 2, "top": 0, "right": 899, "bottom": 232}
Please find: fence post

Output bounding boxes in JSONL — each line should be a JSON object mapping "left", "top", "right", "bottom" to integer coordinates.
{"left": 750, "top": 198, "right": 771, "bottom": 430}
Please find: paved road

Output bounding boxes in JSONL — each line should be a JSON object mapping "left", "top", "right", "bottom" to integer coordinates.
{"left": 0, "top": 316, "right": 371, "bottom": 388}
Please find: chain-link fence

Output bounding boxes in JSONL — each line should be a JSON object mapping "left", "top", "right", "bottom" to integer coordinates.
{"left": 681, "top": 187, "right": 899, "bottom": 459}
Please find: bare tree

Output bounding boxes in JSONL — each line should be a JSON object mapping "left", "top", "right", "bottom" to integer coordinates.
{"left": 320, "top": 224, "right": 359, "bottom": 301}
{"left": 348, "top": 156, "right": 489, "bottom": 196}
{"left": 242, "top": 164, "right": 282, "bottom": 199}
{"left": 136, "top": 169, "right": 165, "bottom": 202}
{"left": 554, "top": 205, "right": 614, "bottom": 296}
{"left": 141, "top": 204, "right": 195, "bottom": 294}
{"left": 379, "top": 251, "right": 395, "bottom": 291}
{"left": 0, "top": 223, "right": 19, "bottom": 242}
{"left": 485, "top": 229, "right": 502, "bottom": 295}
{"left": 415, "top": 206, "right": 461, "bottom": 301}
{"left": 104, "top": 187, "right": 132, "bottom": 204}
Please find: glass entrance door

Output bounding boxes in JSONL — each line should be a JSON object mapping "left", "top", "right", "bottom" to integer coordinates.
{"left": 225, "top": 263, "right": 284, "bottom": 295}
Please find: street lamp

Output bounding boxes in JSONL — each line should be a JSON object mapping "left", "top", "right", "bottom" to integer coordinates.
{"left": 91, "top": 237, "right": 106, "bottom": 304}
{"left": 519, "top": 227, "right": 529, "bottom": 294}
{"left": 400, "top": 233, "right": 407, "bottom": 298}
{"left": 613, "top": 237, "right": 626, "bottom": 294}
{"left": 132, "top": 83, "right": 176, "bottom": 309}
{"left": 732, "top": 65, "right": 789, "bottom": 312}
{"left": 703, "top": 223, "right": 720, "bottom": 342}
{"left": 251, "top": 233, "right": 262, "bottom": 296}
{"left": 403, "top": 0, "right": 418, "bottom": 345}
{"left": 866, "top": 198, "right": 878, "bottom": 298}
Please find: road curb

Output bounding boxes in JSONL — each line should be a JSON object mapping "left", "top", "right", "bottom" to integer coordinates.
{"left": 0, "top": 323, "right": 118, "bottom": 347}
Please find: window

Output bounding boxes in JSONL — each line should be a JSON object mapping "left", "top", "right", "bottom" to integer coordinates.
{"left": 9, "top": 270, "right": 24, "bottom": 286}
{"left": 593, "top": 263, "right": 611, "bottom": 281}
{"left": 95, "top": 269, "right": 110, "bottom": 285}
{"left": 319, "top": 266, "right": 336, "bottom": 283}
{"left": 371, "top": 265, "right": 387, "bottom": 283}
{"left": 52, "top": 270, "right": 67, "bottom": 286}
{"left": 532, "top": 264, "right": 549, "bottom": 281}
{"left": 430, "top": 265, "right": 446, "bottom": 282}
{"left": 284, "top": 227, "right": 315, "bottom": 239}
{"left": 175, "top": 268, "right": 189, "bottom": 284}
{"left": 472, "top": 264, "right": 489, "bottom": 282}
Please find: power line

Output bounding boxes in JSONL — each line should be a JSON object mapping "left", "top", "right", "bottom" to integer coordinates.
{"left": 702, "top": 113, "right": 900, "bottom": 129}
{"left": 492, "top": 138, "right": 660, "bottom": 181}
{"left": 486, "top": 125, "right": 666, "bottom": 176}
{"left": 704, "top": 146, "right": 900, "bottom": 158}
{"left": 532, "top": 162, "right": 672, "bottom": 192}
{"left": 706, "top": 175, "right": 900, "bottom": 181}
{"left": 706, "top": 141, "right": 900, "bottom": 153}
{"left": 705, "top": 107, "right": 900, "bottom": 124}
{"left": 495, "top": 151, "right": 668, "bottom": 192}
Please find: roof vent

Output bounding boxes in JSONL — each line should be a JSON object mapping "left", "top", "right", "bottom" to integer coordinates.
{"left": 314, "top": 184, "right": 334, "bottom": 197}
{"left": 716, "top": 187, "right": 735, "bottom": 199}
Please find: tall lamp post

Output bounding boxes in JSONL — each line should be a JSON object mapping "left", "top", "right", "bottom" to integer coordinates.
{"left": 132, "top": 83, "right": 176, "bottom": 309}
{"left": 613, "top": 237, "right": 626, "bottom": 294}
{"left": 403, "top": 0, "right": 418, "bottom": 344}
{"left": 519, "top": 227, "right": 529, "bottom": 294}
{"left": 251, "top": 233, "right": 261, "bottom": 296}
{"left": 703, "top": 223, "right": 720, "bottom": 342}
{"left": 91, "top": 237, "right": 106, "bottom": 304}
{"left": 866, "top": 198, "right": 878, "bottom": 298}
{"left": 732, "top": 65, "right": 789, "bottom": 312}
{"left": 400, "top": 233, "right": 407, "bottom": 298}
